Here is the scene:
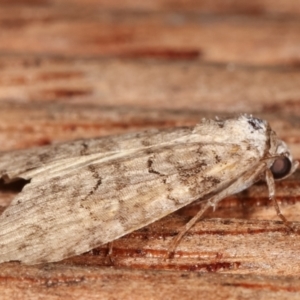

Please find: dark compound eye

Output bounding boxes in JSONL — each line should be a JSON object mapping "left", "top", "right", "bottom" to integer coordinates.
{"left": 270, "top": 157, "right": 292, "bottom": 179}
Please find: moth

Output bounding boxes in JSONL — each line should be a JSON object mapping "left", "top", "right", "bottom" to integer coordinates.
{"left": 0, "top": 115, "right": 298, "bottom": 264}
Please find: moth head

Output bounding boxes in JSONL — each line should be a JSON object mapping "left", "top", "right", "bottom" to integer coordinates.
{"left": 270, "top": 139, "right": 298, "bottom": 180}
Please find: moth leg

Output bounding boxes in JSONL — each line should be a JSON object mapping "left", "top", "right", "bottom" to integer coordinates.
{"left": 165, "top": 201, "right": 212, "bottom": 259}
{"left": 165, "top": 163, "right": 269, "bottom": 259}
{"left": 165, "top": 190, "right": 231, "bottom": 259}
{"left": 107, "top": 241, "right": 114, "bottom": 256}
{"left": 265, "top": 169, "right": 293, "bottom": 231}
{"left": 105, "top": 242, "right": 115, "bottom": 265}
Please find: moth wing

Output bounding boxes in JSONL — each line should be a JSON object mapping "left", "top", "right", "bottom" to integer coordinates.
{"left": 0, "top": 128, "right": 191, "bottom": 181}
{"left": 0, "top": 141, "right": 261, "bottom": 264}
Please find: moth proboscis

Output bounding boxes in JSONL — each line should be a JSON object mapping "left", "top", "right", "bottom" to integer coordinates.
{"left": 0, "top": 115, "right": 298, "bottom": 264}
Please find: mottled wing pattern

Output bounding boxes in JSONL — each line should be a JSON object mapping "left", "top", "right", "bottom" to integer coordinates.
{"left": 0, "top": 136, "right": 261, "bottom": 264}
{"left": 0, "top": 116, "right": 276, "bottom": 264}
{"left": 0, "top": 128, "right": 191, "bottom": 181}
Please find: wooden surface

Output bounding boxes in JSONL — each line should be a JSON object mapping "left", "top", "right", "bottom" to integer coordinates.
{"left": 1, "top": 0, "right": 300, "bottom": 299}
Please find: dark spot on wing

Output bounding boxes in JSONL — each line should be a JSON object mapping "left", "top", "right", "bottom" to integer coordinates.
{"left": 147, "top": 157, "right": 163, "bottom": 176}
{"left": 247, "top": 117, "right": 263, "bottom": 131}
{"left": 80, "top": 142, "right": 89, "bottom": 155}
{"left": 82, "top": 165, "right": 102, "bottom": 201}
{"left": 215, "top": 155, "right": 221, "bottom": 163}
{"left": 205, "top": 176, "right": 221, "bottom": 185}
{"left": 38, "top": 152, "right": 52, "bottom": 162}
{"left": 216, "top": 120, "right": 225, "bottom": 128}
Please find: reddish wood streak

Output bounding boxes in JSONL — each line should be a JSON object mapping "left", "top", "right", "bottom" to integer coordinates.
{"left": 36, "top": 72, "right": 83, "bottom": 81}
{"left": 40, "top": 88, "right": 92, "bottom": 98}
{"left": 120, "top": 49, "right": 201, "bottom": 60}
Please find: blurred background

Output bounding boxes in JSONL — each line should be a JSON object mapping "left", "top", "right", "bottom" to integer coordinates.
{"left": 0, "top": 0, "right": 300, "bottom": 155}
{"left": 1, "top": 1, "right": 300, "bottom": 298}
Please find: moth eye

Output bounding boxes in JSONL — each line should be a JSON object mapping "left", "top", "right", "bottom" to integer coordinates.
{"left": 270, "top": 157, "right": 292, "bottom": 179}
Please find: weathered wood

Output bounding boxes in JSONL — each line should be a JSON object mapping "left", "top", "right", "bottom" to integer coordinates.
{"left": 1, "top": 56, "right": 300, "bottom": 112}
{"left": 52, "top": 0, "right": 300, "bottom": 15}
{"left": 1, "top": 0, "right": 300, "bottom": 298}
{"left": 0, "top": 264, "right": 299, "bottom": 300}
{"left": 0, "top": 105, "right": 299, "bottom": 298}
{"left": 0, "top": 5, "right": 300, "bottom": 65}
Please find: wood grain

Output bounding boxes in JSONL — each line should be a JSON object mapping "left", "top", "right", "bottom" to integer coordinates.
{"left": 1, "top": 0, "right": 300, "bottom": 298}
{"left": 0, "top": 264, "right": 299, "bottom": 300}
{"left": 1, "top": 4, "right": 300, "bottom": 65}
{"left": 1, "top": 56, "right": 300, "bottom": 113}
{"left": 0, "top": 104, "right": 299, "bottom": 298}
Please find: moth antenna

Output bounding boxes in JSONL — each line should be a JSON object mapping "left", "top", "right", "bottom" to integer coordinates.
{"left": 265, "top": 169, "right": 294, "bottom": 231}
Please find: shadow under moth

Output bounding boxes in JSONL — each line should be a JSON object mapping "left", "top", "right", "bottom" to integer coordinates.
{"left": 0, "top": 115, "right": 298, "bottom": 264}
